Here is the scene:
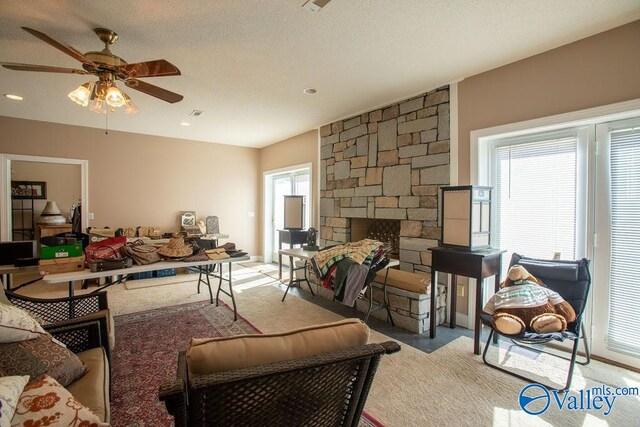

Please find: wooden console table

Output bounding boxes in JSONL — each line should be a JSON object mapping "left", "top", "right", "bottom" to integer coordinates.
{"left": 277, "top": 229, "right": 309, "bottom": 280}
{"left": 428, "top": 246, "right": 506, "bottom": 355}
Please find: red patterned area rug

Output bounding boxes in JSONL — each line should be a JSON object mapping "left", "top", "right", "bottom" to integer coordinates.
{"left": 111, "top": 300, "right": 384, "bottom": 427}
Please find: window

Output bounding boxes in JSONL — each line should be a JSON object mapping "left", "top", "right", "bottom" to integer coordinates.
{"left": 489, "top": 129, "right": 588, "bottom": 271}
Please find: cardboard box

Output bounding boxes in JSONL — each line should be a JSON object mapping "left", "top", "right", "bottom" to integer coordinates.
{"left": 39, "top": 256, "right": 85, "bottom": 275}
{"left": 40, "top": 244, "right": 83, "bottom": 260}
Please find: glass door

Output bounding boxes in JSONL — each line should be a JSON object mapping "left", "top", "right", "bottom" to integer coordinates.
{"left": 592, "top": 117, "right": 640, "bottom": 368}
{"left": 268, "top": 168, "right": 311, "bottom": 262}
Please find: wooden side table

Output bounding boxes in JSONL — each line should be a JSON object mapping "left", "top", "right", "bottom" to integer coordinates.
{"left": 428, "top": 246, "right": 506, "bottom": 355}
{"left": 278, "top": 229, "right": 309, "bottom": 280}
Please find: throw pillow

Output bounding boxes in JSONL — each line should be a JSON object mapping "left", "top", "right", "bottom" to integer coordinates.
{"left": 0, "top": 304, "right": 46, "bottom": 343}
{"left": 0, "top": 375, "right": 29, "bottom": 427}
{"left": 0, "top": 334, "right": 85, "bottom": 387}
{"left": 188, "top": 318, "right": 370, "bottom": 376}
{"left": 0, "top": 290, "right": 12, "bottom": 306}
{"left": 11, "top": 375, "right": 109, "bottom": 427}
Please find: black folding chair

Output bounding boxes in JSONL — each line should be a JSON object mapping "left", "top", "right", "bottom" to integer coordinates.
{"left": 481, "top": 253, "right": 591, "bottom": 391}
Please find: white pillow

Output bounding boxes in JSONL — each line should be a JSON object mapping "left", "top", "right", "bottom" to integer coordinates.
{"left": 0, "top": 304, "right": 46, "bottom": 343}
{"left": 0, "top": 375, "right": 29, "bottom": 427}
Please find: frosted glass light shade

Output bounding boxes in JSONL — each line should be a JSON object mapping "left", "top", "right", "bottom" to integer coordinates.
{"left": 68, "top": 83, "right": 92, "bottom": 107}
{"left": 105, "top": 86, "right": 125, "bottom": 107}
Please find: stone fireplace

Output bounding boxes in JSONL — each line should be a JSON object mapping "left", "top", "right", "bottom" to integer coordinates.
{"left": 319, "top": 86, "right": 451, "bottom": 274}
{"left": 313, "top": 86, "right": 451, "bottom": 333}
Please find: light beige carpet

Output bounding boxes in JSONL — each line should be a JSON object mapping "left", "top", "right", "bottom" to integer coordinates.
{"left": 13, "top": 265, "right": 640, "bottom": 426}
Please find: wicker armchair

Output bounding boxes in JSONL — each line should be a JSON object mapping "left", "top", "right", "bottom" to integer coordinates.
{"left": 160, "top": 341, "right": 400, "bottom": 427}
{"left": 5, "top": 290, "right": 114, "bottom": 351}
{"left": 44, "top": 310, "right": 112, "bottom": 360}
{"left": 43, "top": 310, "right": 112, "bottom": 422}
{"left": 5, "top": 290, "right": 109, "bottom": 323}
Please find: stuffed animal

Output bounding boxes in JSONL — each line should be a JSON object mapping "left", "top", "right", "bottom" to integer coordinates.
{"left": 483, "top": 265, "right": 576, "bottom": 335}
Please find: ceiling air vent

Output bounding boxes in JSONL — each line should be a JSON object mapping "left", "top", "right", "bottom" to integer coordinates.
{"left": 302, "top": 0, "right": 332, "bottom": 12}
{"left": 189, "top": 110, "right": 204, "bottom": 117}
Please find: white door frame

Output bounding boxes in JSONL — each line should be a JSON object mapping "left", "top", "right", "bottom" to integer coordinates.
{"left": 262, "top": 162, "right": 312, "bottom": 264}
{"left": 0, "top": 154, "right": 89, "bottom": 240}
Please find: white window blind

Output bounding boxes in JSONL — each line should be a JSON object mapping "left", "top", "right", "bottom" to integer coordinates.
{"left": 494, "top": 137, "right": 577, "bottom": 270}
{"left": 607, "top": 127, "right": 640, "bottom": 356}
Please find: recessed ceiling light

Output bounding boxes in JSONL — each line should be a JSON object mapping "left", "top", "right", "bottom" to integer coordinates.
{"left": 4, "top": 94, "right": 23, "bottom": 101}
{"left": 303, "top": 88, "right": 317, "bottom": 95}
{"left": 180, "top": 122, "right": 191, "bottom": 126}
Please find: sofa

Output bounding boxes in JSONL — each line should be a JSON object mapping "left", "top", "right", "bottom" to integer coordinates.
{"left": 0, "top": 290, "right": 111, "bottom": 425}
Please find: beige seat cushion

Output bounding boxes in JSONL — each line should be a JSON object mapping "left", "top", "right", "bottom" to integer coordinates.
{"left": 68, "top": 347, "right": 110, "bottom": 423}
{"left": 188, "top": 318, "right": 370, "bottom": 376}
{"left": 375, "top": 268, "right": 429, "bottom": 294}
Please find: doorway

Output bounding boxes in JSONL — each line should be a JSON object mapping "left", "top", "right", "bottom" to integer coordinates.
{"left": 263, "top": 164, "right": 311, "bottom": 264}
{"left": 0, "top": 154, "right": 89, "bottom": 241}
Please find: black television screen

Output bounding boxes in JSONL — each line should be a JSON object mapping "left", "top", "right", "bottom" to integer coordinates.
{"left": 0, "top": 241, "right": 37, "bottom": 265}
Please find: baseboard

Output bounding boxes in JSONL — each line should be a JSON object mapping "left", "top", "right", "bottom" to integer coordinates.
{"left": 454, "top": 313, "right": 472, "bottom": 330}
{"left": 250, "top": 255, "right": 263, "bottom": 262}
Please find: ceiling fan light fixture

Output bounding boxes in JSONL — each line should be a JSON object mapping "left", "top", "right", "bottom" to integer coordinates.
{"left": 105, "top": 85, "right": 126, "bottom": 107}
{"left": 123, "top": 93, "right": 138, "bottom": 114}
{"left": 68, "top": 82, "right": 92, "bottom": 107}
{"left": 89, "top": 97, "right": 106, "bottom": 114}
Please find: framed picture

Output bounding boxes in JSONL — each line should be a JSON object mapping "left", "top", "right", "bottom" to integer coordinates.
{"left": 11, "top": 181, "right": 47, "bottom": 200}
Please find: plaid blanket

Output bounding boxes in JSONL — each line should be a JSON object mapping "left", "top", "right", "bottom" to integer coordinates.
{"left": 312, "top": 239, "right": 382, "bottom": 277}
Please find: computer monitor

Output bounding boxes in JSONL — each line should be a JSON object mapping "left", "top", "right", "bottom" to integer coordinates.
{"left": 0, "top": 240, "right": 37, "bottom": 265}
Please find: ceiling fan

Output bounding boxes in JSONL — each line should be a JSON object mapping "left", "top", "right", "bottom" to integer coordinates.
{"left": 1, "top": 27, "right": 183, "bottom": 113}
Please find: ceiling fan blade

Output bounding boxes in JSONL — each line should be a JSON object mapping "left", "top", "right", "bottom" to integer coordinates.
{"left": 1, "top": 62, "right": 90, "bottom": 75}
{"left": 22, "top": 27, "right": 97, "bottom": 67}
{"left": 125, "top": 79, "right": 183, "bottom": 103}
{"left": 120, "top": 59, "right": 181, "bottom": 78}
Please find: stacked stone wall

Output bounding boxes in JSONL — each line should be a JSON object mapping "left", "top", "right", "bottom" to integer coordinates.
{"left": 319, "top": 86, "right": 450, "bottom": 273}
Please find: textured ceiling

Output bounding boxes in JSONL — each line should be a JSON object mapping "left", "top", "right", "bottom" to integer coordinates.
{"left": 0, "top": 1, "right": 638, "bottom": 148}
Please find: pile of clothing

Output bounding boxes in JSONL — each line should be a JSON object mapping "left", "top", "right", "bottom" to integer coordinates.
{"left": 310, "top": 239, "right": 389, "bottom": 307}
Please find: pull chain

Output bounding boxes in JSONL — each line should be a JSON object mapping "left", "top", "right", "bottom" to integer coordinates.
{"left": 105, "top": 108, "right": 109, "bottom": 135}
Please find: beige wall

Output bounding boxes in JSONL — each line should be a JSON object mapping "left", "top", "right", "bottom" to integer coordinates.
{"left": 258, "top": 129, "right": 319, "bottom": 256}
{"left": 12, "top": 161, "right": 81, "bottom": 220}
{"left": 458, "top": 20, "right": 640, "bottom": 185}
{"left": 0, "top": 116, "right": 260, "bottom": 254}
